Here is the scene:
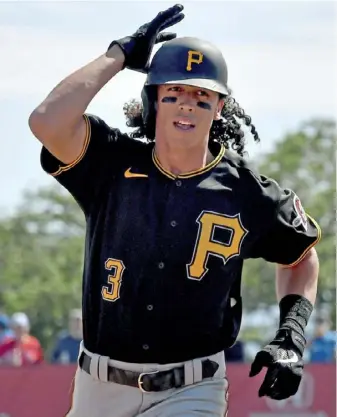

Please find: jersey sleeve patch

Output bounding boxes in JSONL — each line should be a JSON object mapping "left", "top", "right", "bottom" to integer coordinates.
{"left": 243, "top": 177, "right": 321, "bottom": 266}
{"left": 292, "top": 194, "right": 308, "bottom": 231}
{"left": 282, "top": 213, "right": 321, "bottom": 267}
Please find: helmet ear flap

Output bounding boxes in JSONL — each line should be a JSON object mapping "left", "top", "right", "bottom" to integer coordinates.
{"left": 141, "top": 85, "right": 157, "bottom": 140}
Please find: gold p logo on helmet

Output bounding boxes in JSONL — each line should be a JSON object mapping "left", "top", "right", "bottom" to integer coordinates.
{"left": 186, "top": 50, "right": 203, "bottom": 71}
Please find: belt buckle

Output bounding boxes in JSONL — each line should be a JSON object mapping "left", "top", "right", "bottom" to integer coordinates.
{"left": 138, "top": 370, "right": 159, "bottom": 393}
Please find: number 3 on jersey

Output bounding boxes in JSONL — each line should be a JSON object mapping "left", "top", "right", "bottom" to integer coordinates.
{"left": 101, "top": 258, "right": 125, "bottom": 302}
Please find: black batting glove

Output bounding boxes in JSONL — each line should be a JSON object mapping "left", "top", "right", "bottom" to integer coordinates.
{"left": 249, "top": 294, "right": 313, "bottom": 400}
{"left": 249, "top": 328, "right": 305, "bottom": 400}
{"left": 108, "top": 4, "right": 185, "bottom": 73}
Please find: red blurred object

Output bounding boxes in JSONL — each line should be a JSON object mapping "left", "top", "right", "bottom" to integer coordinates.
{"left": 0, "top": 335, "right": 43, "bottom": 366}
{"left": 0, "top": 364, "right": 335, "bottom": 417}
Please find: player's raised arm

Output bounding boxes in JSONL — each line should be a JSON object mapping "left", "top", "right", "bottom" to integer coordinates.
{"left": 28, "top": 4, "right": 184, "bottom": 165}
{"left": 28, "top": 46, "right": 125, "bottom": 165}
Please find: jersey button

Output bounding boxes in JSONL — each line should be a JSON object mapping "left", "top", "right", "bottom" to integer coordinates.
{"left": 147, "top": 304, "right": 153, "bottom": 311}
{"left": 142, "top": 344, "right": 149, "bottom": 350}
{"left": 176, "top": 180, "right": 182, "bottom": 187}
{"left": 158, "top": 262, "right": 165, "bottom": 269}
{"left": 170, "top": 220, "right": 177, "bottom": 227}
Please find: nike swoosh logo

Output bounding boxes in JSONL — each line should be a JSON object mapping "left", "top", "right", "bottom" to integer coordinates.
{"left": 124, "top": 167, "right": 148, "bottom": 178}
{"left": 276, "top": 352, "right": 299, "bottom": 364}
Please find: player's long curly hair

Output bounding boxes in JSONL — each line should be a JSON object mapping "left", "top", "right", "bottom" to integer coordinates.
{"left": 123, "top": 86, "right": 260, "bottom": 157}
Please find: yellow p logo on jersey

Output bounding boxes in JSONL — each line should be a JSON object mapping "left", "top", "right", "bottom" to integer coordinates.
{"left": 186, "top": 50, "right": 203, "bottom": 71}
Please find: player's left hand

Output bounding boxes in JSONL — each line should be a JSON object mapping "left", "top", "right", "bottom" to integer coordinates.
{"left": 249, "top": 328, "right": 306, "bottom": 400}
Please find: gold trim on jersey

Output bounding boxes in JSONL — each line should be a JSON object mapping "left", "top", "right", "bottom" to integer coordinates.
{"left": 282, "top": 214, "right": 322, "bottom": 268}
{"left": 152, "top": 143, "right": 225, "bottom": 179}
{"left": 51, "top": 114, "right": 91, "bottom": 177}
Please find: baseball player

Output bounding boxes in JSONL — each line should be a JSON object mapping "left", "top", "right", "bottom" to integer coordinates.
{"left": 28, "top": 4, "right": 321, "bottom": 417}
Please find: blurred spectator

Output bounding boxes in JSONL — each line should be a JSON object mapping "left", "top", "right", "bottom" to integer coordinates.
{"left": 0, "top": 314, "right": 14, "bottom": 343}
{"left": 0, "top": 312, "right": 43, "bottom": 366}
{"left": 308, "top": 311, "right": 336, "bottom": 363}
{"left": 225, "top": 340, "right": 245, "bottom": 362}
{"left": 51, "top": 308, "right": 82, "bottom": 364}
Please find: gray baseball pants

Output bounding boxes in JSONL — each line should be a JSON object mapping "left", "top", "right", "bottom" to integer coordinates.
{"left": 65, "top": 343, "right": 229, "bottom": 417}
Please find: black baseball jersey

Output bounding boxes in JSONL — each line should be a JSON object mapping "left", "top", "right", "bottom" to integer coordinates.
{"left": 40, "top": 114, "right": 321, "bottom": 364}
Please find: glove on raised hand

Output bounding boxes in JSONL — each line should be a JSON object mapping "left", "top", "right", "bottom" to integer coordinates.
{"left": 108, "top": 4, "right": 185, "bottom": 73}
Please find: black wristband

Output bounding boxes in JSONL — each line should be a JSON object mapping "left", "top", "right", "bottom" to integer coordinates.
{"left": 279, "top": 294, "right": 314, "bottom": 334}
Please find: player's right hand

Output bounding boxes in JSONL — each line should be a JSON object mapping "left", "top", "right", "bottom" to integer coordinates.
{"left": 108, "top": 4, "right": 185, "bottom": 73}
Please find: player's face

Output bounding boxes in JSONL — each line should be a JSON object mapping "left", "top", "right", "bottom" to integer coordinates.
{"left": 155, "top": 84, "right": 224, "bottom": 147}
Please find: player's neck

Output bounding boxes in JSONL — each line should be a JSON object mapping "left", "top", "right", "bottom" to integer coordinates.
{"left": 154, "top": 140, "right": 214, "bottom": 176}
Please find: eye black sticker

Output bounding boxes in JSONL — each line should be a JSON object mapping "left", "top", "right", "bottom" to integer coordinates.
{"left": 197, "top": 102, "right": 211, "bottom": 110}
{"left": 161, "top": 97, "right": 177, "bottom": 103}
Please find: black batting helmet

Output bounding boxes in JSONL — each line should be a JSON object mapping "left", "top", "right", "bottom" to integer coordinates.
{"left": 141, "top": 37, "right": 229, "bottom": 138}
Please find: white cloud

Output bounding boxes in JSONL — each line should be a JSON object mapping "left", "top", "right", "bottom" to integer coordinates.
{"left": 225, "top": 42, "right": 336, "bottom": 114}
{"left": 0, "top": 25, "right": 145, "bottom": 96}
{"left": 0, "top": 22, "right": 335, "bottom": 119}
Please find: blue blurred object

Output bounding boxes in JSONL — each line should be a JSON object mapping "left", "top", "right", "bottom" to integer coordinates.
{"left": 309, "top": 330, "right": 336, "bottom": 363}
{"left": 0, "top": 314, "right": 14, "bottom": 343}
{"left": 225, "top": 340, "right": 244, "bottom": 362}
{"left": 51, "top": 331, "right": 81, "bottom": 364}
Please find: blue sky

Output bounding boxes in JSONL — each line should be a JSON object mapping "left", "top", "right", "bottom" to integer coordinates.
{"left": 0, "top": 1, "right": 336, "bottom": 215}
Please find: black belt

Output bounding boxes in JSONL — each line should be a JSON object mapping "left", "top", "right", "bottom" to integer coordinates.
{"left": 79, "top": 351, "right": 219, "bottom": 392}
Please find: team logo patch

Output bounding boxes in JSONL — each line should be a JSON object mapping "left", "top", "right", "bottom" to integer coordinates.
{"left": 186, "top": 50, "right": 203, "bottom": 71}
{"left": 292, "top": 195, "right": 308, "bottom": 231}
